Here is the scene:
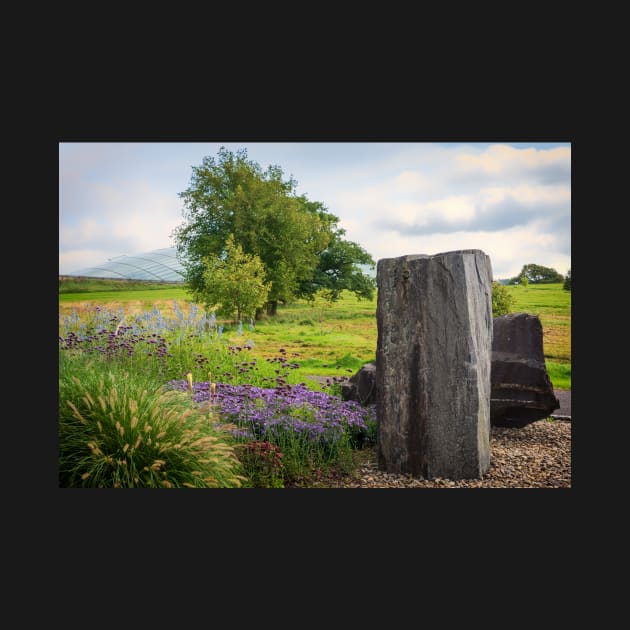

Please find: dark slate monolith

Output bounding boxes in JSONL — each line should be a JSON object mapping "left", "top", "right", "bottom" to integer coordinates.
{"left": 340, "top": 362, "right": 377, "bottom": 406}
{"left": 490, "top": 312, "right": 560, "bottom": 428}
{"left": 376, "top": 250, "right": 493, "bottom": 480}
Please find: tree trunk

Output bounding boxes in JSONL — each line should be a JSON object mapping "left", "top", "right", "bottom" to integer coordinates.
{"left": 255, "top": 307, "right": 265, "bottom": 321}
{"left": 266, "top": 301, "right": 278, "bottom": 316}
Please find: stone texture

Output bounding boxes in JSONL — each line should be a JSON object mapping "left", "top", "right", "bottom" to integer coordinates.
{"left": 376, "top": 250, "right": 493, "bottom": 480}
{"left": 340, "top": 362, "right": 377, "bottom": 406}
{"left": 491, "top": 312, "right": 560, "bottom": 428}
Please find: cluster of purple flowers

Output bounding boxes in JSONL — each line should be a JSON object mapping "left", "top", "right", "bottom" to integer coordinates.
{"left": 59, "top": 303, "right": 220, "bottom": 364}
{"left": 167, "top": 379, "right": 375, "bottom": 446}
{"left": 59, "top": 326, "right": 170, "bottom": 361}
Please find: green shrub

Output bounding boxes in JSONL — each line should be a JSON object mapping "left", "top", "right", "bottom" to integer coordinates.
{"left": 491, "top": 282, "right": 516, "bottom": 317}
{"left": 59, "top": 355, "right": 245, "bottom": 488}
{"left": 235, "top": 440, "right": 285, "bottom": 488}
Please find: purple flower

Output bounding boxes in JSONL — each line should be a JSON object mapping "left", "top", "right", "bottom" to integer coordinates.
{"left": 165, "top": 379, "right": 375, "bottom": 447}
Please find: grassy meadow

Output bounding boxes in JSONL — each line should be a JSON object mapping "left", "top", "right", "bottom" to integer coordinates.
{"left": 59, "top": 279, "right": 571, "bottom": 389}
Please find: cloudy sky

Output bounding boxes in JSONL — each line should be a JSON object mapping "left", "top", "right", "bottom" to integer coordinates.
{"left": 59, "top": 142, "right": 571, "bottom": 280}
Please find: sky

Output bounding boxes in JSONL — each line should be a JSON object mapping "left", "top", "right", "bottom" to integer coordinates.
{"left": 59, "top": 142, "right": 571, "bottom": 281}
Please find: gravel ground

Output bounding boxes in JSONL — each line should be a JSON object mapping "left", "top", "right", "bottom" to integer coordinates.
{"left": 289, "top": 418, "right": 571, "bottom": 488}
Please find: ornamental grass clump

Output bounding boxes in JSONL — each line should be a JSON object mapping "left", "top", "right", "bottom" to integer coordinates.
{"left": 59, "top": 356, "right": 245, "bottom": 488}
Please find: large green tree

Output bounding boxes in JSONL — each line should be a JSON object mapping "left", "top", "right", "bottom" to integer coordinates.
{"left": 173, "top": 147, "right": 375, "bottom": 315}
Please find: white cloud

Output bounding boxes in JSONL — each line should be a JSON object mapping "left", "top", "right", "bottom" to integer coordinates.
{"left": 328, "top": 144, "right": 570, "bottom": 279}
{"left": 456, "top": 143, "right": 571, "bottom": 177}
{"left": 350, "top": 220, "right": 570, "bottom": 281}
{"left": 59, "top": 217, "right": 107, "bottom": 249}
{"left": 479, "top": 183, "right": 570, "bottom": 207}
{"left": 394, "top": 170, "right": 431, "bottom": 193}
{"left": 59, "top": 249, "right": 109, "bottom": 274}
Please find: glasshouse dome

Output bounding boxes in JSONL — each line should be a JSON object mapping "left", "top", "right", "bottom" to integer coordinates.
{"left": 65, "top": 247, "right": 185, "bottom": 283}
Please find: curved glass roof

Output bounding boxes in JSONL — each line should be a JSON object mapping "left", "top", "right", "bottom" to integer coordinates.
{"left": 66, "top": 247, "right": 185, "bottom": 282}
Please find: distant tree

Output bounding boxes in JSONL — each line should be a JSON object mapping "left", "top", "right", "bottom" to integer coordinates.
{"left": 297, "top": 231, "right": 376, "bottom": 303}
{"left": 492, "top": 281, "right": 516, "bottom": 317}
{"left": 520, "top": 276, "right": 529, "bottom": 288}
{"left": 195, "top": 234, "right": 271, "bottom": 323}
{"left": 563, "top": 268, "right": 571, "bottom": 291}
{"left": 511, "top": 263, "right": 564, "bottom": 284}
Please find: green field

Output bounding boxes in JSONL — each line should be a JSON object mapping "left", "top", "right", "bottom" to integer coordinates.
{"left": 504, "top": 283, "right": 571, "bottom": 360}
{"left": 58, "top": 276, "right": 183, "bottom": 294}
{"left": 504, "top": 283, "right": 571, "bottom": 388}
{"left": 59, "top": 279, "right": 571, "bottom": 389}
{"left": 59, "top": 286, "right": 191, "bottom": 304}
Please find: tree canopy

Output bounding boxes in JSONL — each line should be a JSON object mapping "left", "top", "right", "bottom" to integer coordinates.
{"left": 509, "top": 263, "right": 565, "bottom": 285}
{"left": 173, "top": 147, "right": 375, "bottom": 314}
{"left": 297, "top": 230, "right": 376, "bottom": 302}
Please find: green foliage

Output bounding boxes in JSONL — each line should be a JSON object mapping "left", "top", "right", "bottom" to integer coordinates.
{"left": 173, "top": 146, "right": 375, "bottom": 312}
{"left": 263, "top": 418, "right": 356, "bottom": 483}
{"left": 298, "top": 232, "right": 376, "bottom": 302}
{"left": 345, "top": 415, "right": 378, "bottom": 449}
{"left": 520, "top": 276, "right": 529, "bottom": 288}
{"left": 563, "top": 269, "right": 571, "bottom": 291}
{"left": 235, "top": 441, "right": 285, "bottom": 488}
{"left": 510, "top": 263, "right": 564, "bottom": 284}
{"left": 334, "top": 352, "right": 364, "bottom": 369}
{"left": 196, "top": 234, "right": 271, "bottom": 322}
{"left": 59, "top": 354, "right": 245, "bottom": 488}
{"left": 492, "top": 281, "right": 516, "bottom": 317}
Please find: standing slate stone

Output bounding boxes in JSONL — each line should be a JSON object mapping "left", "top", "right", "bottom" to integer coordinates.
{"left": 490, "top": 312, "right": 560, "bottom": 427}
{"left": 376, "top": 250, "right": 493, "bottom": 480}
